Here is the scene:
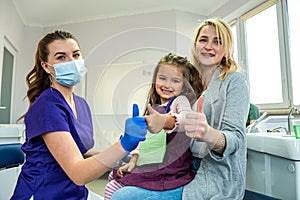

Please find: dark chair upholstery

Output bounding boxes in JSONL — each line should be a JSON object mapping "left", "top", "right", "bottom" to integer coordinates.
{"left": 0, "top": 143, "right": 24, "bottom": 169}
{"left": 244, "top": 190, "right": 282, "bottom": 200}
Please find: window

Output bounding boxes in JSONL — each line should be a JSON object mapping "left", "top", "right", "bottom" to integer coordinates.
{"left": 243, "top": 3, "right": 285, "bottom": 106}
{"left": 231, "top": 24, "right": 238, "bottom": 64}
{"left": 227, "top": 0, "right": 300, "bottom": 111}
{"left": 287, "top": 0, "right": 300, "bottom": 105}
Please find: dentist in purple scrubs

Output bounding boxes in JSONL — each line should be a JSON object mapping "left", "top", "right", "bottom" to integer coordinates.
{"left": 11, "top": 30, "right": 147, "bottom": 200}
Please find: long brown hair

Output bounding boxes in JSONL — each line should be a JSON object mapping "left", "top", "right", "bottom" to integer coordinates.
{"left": 19, "top": 30, "right": 79, "bottom": 120}
{"left": 144, "top": 53, "right": 204, "bottom": 115}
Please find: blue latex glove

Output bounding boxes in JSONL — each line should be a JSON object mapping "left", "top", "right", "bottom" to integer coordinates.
{"left": 120, "top": 104, "right": 147, "bottom": 152}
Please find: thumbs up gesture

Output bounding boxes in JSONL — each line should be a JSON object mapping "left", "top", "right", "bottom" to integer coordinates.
{"left": 120, "top": 104, "right": 147, "bottom": 152}
{"left": 184, "top": 95, "right": 208, "bottom": 141}
{"left": 145, "top": 104, "right": 168, "bottom": 133}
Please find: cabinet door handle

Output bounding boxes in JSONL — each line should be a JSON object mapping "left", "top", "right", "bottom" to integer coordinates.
{"left": 0, "top": 106, "right": 7, "bottom": 109}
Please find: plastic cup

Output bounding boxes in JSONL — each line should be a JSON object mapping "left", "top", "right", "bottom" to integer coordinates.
{"left": 292, "top": 119, "right": 300, "bottom": 139}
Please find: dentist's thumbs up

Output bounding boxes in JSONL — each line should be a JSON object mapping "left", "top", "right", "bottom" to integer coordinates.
{"left": 132, "top": 103, "right": 139, "bottom": 117}
{"left": 120, "top": 104, "right": 147, "bottom": 152}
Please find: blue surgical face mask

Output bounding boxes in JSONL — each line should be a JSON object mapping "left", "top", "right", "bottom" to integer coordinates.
{"left": 48, "top": 59, "right": 88, "bottom": 87}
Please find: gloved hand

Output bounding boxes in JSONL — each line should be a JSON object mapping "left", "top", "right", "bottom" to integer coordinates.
{"left": 120, "top": 104, "right": 147, "bottom": 152}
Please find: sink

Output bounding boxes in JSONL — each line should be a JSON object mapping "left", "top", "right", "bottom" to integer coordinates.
{"left": 249, "top": 115, "right": 288, "bottom": 133}
{"left": 246, "top": 132, "right": 300, "bottom": 160}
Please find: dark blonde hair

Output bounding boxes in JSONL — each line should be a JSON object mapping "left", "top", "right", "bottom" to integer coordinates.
{"left": 191, "top": 18, "right": 240, "bottom": 80}
{"left": 19, "top": 30, "right": 79, "bottom": 120}
{"left": 144, "top": 53, "right": 203, "bottom": 115}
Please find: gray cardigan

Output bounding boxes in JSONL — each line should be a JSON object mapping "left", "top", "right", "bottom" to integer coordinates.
{"left": 183, "top": 67, "right": 250, "bottom": 200}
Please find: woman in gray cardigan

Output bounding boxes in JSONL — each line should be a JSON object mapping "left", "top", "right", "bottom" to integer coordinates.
{"left": 111, "top": 18, "right": 249, "bottom": 200}
{"left": 182, "top": 18, "right": 249, "bottom": 200}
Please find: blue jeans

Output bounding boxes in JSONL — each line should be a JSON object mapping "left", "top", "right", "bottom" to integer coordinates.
{"left": 110, "top": 186, "right": 183, "bottom": 200}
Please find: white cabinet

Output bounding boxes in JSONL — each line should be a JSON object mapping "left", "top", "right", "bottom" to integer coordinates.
{"left": 247, "top": 150, "right": 300, "bottom": 199}
{"left": 0, "top": 124, "right": 24, "bottom": 200}
{"left": 246, "top": 133, "right": 300, "bottom": 199}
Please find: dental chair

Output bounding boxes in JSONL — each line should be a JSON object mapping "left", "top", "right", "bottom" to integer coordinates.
{"left": 0, "top": 143, "right": 24, "bottom": 199}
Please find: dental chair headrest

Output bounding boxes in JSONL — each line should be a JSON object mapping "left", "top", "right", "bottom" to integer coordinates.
{"left": 0, "top": 143, "right": 24, "bottom": 170}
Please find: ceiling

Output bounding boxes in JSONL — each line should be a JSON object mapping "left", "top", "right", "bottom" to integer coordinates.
{"left": 12, "top": 0, "right": 234, "bottom": 27}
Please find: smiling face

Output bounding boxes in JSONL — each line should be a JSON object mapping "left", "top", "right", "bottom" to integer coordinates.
{"left": 195, "top": 25, "right": 225, "bottom": 68}
{"left": 155, "top": 64, "right": 183, "bottom": 104}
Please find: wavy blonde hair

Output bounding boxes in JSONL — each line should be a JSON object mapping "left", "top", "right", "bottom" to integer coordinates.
{"left": 191, "top": 18, "right": 240, "bottom": 80}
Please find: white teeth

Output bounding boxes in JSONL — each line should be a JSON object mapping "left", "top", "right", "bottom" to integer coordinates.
{"left": 202, "top": 53, "right": 214, "bottom": 57}
{"left": 162, "top": 88, "right": 171, "bottom": 91}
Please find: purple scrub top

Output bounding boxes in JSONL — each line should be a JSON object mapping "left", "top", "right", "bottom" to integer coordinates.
{"left": 11, "top": 87, "right": 94, "bottom": 200}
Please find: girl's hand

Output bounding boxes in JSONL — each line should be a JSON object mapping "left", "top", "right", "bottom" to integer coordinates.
{"left": 116, "top": 161, "right": 136, "bottom": 178}
{"left": 145, "top": 104, "right": 167, "bottom": 133}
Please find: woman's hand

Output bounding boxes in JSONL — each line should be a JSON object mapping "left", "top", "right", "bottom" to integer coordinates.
{"left": 120, "top": 104, "right": 147, "bottom": 152}
{"left": 184, "top": 96, "right": 208, "bottom": 141}
{"left": 184, "top": 96, "right": 222, "bottom": 151}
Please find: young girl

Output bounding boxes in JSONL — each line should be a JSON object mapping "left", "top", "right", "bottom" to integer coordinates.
{"left": 104, "top": 53, "right": 203, "bottom": 199}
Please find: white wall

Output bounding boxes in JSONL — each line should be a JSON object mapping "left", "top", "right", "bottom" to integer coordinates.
{"left": 40, "top": 10, "right": 204, "bottom": 149}
{"left": 0, "top": 7, "right": 203, "bottom": 123}
{"left": 0, "top": 2, "right": 203, "bottom": 149}
{"left": 0, "top": 0, "right": 262, "bottom": 122}
{"left": 0, "top": 0, "right": 42, "bottom": 124}
{"left": 1, "top": 0, "right": 265, "bottom": 150}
